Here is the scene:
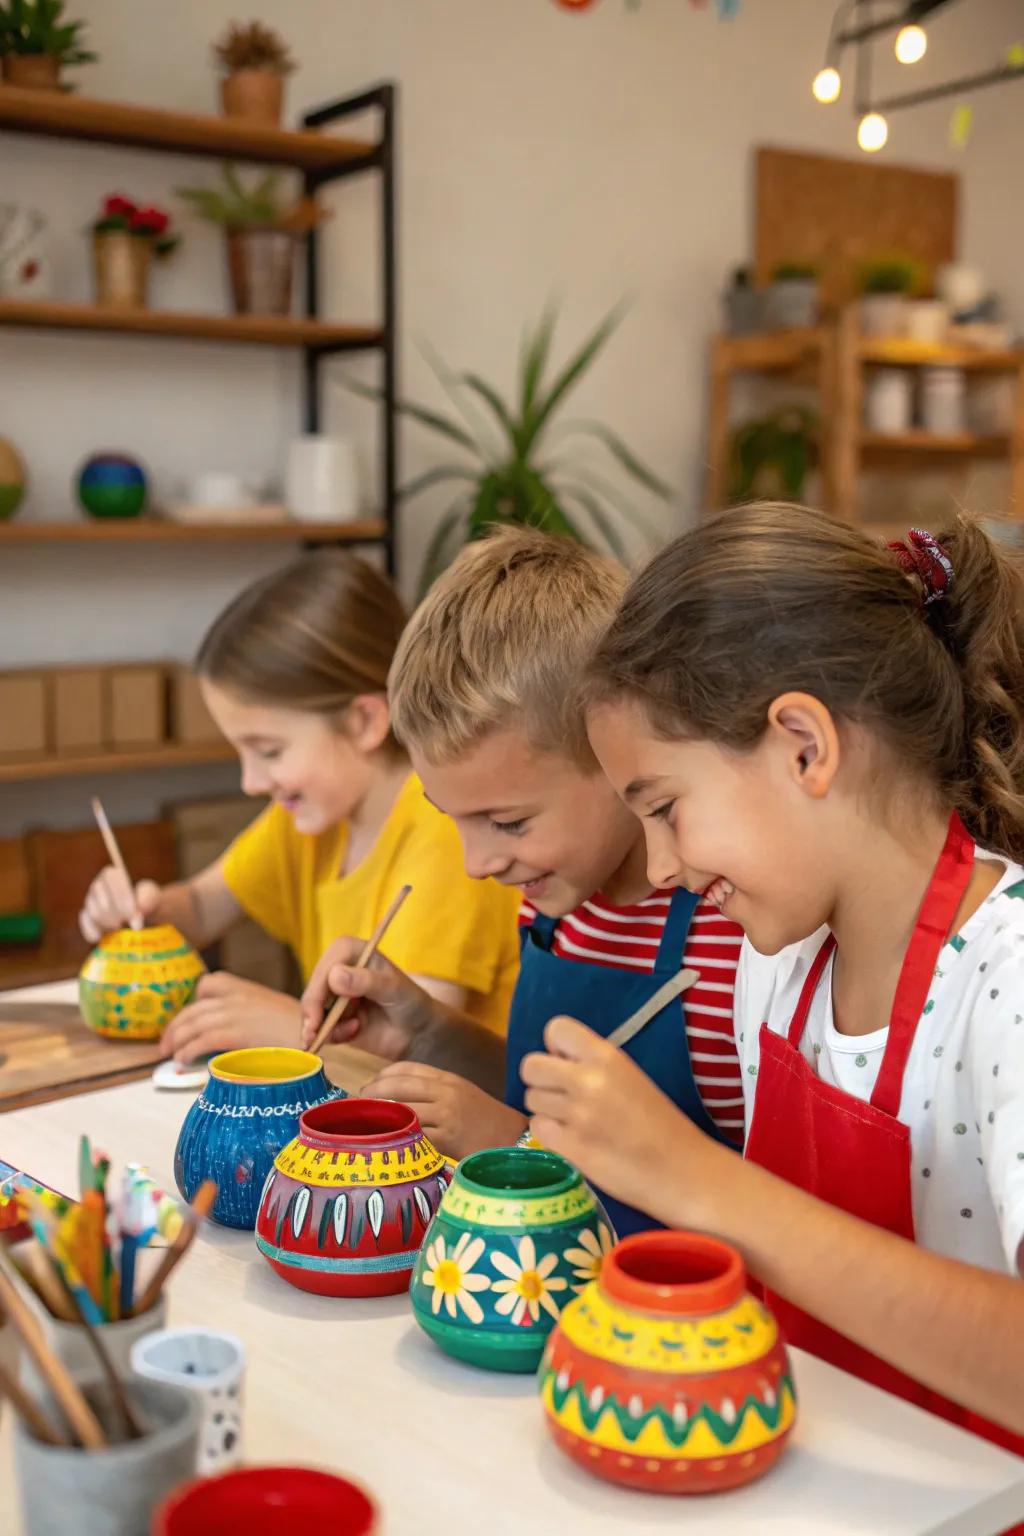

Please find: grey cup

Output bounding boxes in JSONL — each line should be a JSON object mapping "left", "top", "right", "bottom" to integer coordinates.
{"left": 14, "top": 1375, "right": 199, "bottom": 1536}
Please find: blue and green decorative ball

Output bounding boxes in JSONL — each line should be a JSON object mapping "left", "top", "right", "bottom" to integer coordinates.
{"left": 77, "top": 452, "right": 148, "bottom": 520}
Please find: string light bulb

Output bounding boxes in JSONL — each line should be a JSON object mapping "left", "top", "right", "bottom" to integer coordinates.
{"left": 857, "top": 111, "right": 889, "bottom": 152}
{"left": 895, "top": 23, "right": 927, "bottom": 64}
{"left": 812, "top": 66, "right": 842, "bottom": 103}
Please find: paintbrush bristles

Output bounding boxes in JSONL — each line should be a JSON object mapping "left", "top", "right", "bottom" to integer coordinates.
{"left": 310, "top": 884, "right": 413, "bottom": 1056}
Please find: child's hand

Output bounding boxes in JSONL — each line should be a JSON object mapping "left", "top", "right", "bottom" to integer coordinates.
{"left": 361, "top": 1062, "right": 527, "bottom": 1161}
{"left": 80, "top": 867, "right": 162, "bottom": 944}
{"left": 521, "top": 1016, "right": 708, "bottom": 1227}
{"left": 301, "top": 938, "right": 440, "bottom": 1061}
{"left": 161, "top": 973, "right": 302, "bottom": 1064}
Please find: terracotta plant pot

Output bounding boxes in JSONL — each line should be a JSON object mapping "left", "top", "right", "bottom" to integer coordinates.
{"left": 255, "top": 1098, "right": 451, "bottom": 1298}
{"left": 540, "top": 1229, "right": 796, "bottom": 1494}
{"left": 2, "top": 53, "right": 61, "bottom": 89}
{"left": 410, "top": 1146, "right": 614, "bottom": 1374}
{"left": 175, "top": 1048, "right": 341, "bottom": 1231}
{"left": 93, "top": 231, "right": 151, "bottom": 309}
{"left": 220, "top": 68, "right": 284, "bottom": 125}
{"left": 79, "top": 925, "right": 205, "bottom": 1042}
{"left": 225, "top": 227, "right": 295, "bottom": 315}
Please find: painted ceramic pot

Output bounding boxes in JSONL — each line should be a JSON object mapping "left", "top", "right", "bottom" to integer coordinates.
{"left": 540, "top": 1230, "right": 796, "bottom": 1494}
{"left": 174, "top": 1048, "right": 340, "bottom": 1231}
{"left": 79, "top": 925, "right": 205, "bottom": 1041}
{"left": 410, "top": 1147, "right": 614, "bottom": 1374}
{"left": 255, "top": 1098, "right": 451, "bottom": 1298}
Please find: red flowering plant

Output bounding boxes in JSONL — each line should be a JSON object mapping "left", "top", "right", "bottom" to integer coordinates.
{"left": 92, "top": 193, "right": 179, "bottom": 257}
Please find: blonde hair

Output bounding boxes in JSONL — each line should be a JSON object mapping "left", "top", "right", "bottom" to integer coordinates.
{"left": 588, "top": 502, "right": 1024, "bottom": 861}
{"left": 389, "top": 527, "right": 628, "bottom": 766}
{"left": 197, "top": 550, "right": 407, "bottom": 750}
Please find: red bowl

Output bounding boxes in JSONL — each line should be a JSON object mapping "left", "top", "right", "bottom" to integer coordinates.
{"left": 152, "top": 1466, "right": 378, "bottom": 1534}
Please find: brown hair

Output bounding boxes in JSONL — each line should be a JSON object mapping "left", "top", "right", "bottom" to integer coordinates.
{"left": 389, "top": 525, "right": 628, "bottom": 767}
{"left": 588, "top": 502, "right": 1024, "bottom": 861}
{"left": 197, "top": 550, "right": 407, "bottom": 748}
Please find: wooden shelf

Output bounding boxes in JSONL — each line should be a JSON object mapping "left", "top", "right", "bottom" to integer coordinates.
{"left": 860, "top": 431, "right": 1010, "bottom": 457}
{"left": 0, "top": 742, "right": 237, "bottom": 786}
{"left": 0, "top": 953, "right": 78, "bottom": 989}
{"left": 0, "top": 517, "right": 387, "bottom": 546}
{"left": 0, "top": 84, "right": 375, "bottom": 171}
{"left": 714, "top": 327, "right": 828, "bottom": 374}
{"left": 859, "top": 338, "right": 1024, "bottom": 372}
{"left": 0, "top": 298, "right": 383, "bottom": 350}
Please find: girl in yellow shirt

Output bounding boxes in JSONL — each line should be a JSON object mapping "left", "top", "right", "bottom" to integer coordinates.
{"left": 79, "top": 552, "right": 521, "bottom": 1062}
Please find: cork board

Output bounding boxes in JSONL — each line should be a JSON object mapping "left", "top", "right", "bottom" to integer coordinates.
{"left": 754, "top": 146, "right": 958, "bottom": 310}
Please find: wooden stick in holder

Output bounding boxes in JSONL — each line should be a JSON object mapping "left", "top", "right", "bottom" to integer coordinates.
{"left": 310, "top": 884, "right": 413, "bottom": 1057}
{"left": 0, "top": 1359, "right": 68, "bottom": 1447}
{"left": 0, "top": 1245, "right": 106, "bottom": 1449}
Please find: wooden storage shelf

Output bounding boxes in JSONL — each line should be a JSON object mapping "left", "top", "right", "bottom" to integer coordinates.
{"left": 0, "top": 742, "right": 236, "bottom": 786}
{"left": 711, "top": 327, "right": 828, "bottom": 375}
{"left": 0, "top": 84, "right": 375, "bottom": 171}
{"left": 858, "top": 338, "right": 1024, "bottom": 372}
{"left": 0, "top": 298, "right": 384, "bottom": 350}
{"left": 860, "top": 431, "right": 1010, "bottom": 457}
{"left": 0, "top": 517, "right": 387, "bottom": 546}
{"left": 0, "top": 953, "right": 78, "bottom": 989}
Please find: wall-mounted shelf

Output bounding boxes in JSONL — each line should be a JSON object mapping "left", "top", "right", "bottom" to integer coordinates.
{"left": 0, "top": 742, "right": 236, "bottom": 786}
{"left": 0, "top": 517, "right": 388, "bottom": 546}
{"left": 0, "top": 298, "right": 383, "bottom": 351}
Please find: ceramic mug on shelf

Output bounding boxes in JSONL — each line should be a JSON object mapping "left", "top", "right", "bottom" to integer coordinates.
{"left": 189, "top": 471, "right": 257, "bottom": 509}
{"left": 285, "top": 435, "right": 360, "bottom": 523}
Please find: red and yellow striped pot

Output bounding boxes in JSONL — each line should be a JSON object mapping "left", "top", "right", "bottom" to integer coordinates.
{"left": 539, "top": 1230, "right": 796, "bottom": 1494}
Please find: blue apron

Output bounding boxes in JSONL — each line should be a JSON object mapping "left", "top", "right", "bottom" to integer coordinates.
{"left": 505, "top": 887, "right": 733, "bottom": 1237}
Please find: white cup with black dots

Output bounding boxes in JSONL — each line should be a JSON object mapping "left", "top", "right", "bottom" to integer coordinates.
{"left": 130, "top": 1326, "right": 245, "bottom": 1474}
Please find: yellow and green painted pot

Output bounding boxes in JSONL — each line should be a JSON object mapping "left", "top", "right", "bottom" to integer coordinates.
{"left": 410, "top": 1146, "right": 615, "bottom": 1374}
{"left": 540, "top": 1229, "right": 796, "bottom": 1494}
{"left": 79, "top": 924, "right": 205, "bottom": 1041}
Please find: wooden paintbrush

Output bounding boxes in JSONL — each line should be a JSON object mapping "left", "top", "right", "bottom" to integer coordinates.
{"left": 0, "top": 1244, "right": 106, "bottom": 1449}
{"left": 90, "top": 796, "right": 141, "bottom": 931}
{"left": 310, "top": 884, "right": 412, "bottom": 1056}
{"left": 0, "top": 1359, "right": 67, "bottom": 1447}
{"left": 131, "top": 1179, "right": 217, "bottom": 1319}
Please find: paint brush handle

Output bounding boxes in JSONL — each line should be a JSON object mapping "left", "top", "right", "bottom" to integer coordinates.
{"left": 0, "top": 1359, "right": 67, "bottom": 1447}
{"left": 311, "top": 884, "right": 413, "bottom": 1056}
{"left": 607, "top": 968, "right": 701, "bottom": 1050}
{"left": 0, "top": 1248, "right": 106, "bottom": 1449}
{"left": 90, "top": 797, "right": 140, "bottom": 927}
{"left": 131, "top": 1180, "right": 217, "bottom": 1319}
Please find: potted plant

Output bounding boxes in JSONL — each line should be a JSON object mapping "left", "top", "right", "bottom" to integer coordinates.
{"left": 763, "top": 263, "right": 820, "bottom": 330}
{"left": 858, "top": 255, "right": 919, "bottom": 338}
{"left": 91, "top": 194, "right": 179, "bottom": 309}
{"left": 177, "top": 165, "right": 326, "bottom": 315}
{"left": 722, "top": 266, "right": 761, "bottom": 336}
{"left": 351, "top": 307, "right": 672, "bottom": 593}
{"left": 728, "top": 405, "right": 819, "bottom": 504}
{"left": 0, "top": 0, "right": 94, "bottom": 89}
{"left": 213, "top": 20, "right": 295, "bottom": 126}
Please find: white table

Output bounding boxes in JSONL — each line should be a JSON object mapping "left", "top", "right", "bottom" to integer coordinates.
{"left": 2, "top": 982, "right": 1023, "bottom": 1535}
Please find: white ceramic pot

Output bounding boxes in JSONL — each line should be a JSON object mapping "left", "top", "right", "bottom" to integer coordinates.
{"left": 285, "top": 435, "right": 360, "bottom": 522}
{"left": 937, "top": 263, "right": 985, "bottom": 317}
{"left": 865, "top": 369, "right": 913, "bottom": 435}
{"left": 905, "top": 300, "right": 949, "bottom": 346}
{"left": 131, "top": 1326, "right": 245, "bottom": 1476}
{"left": 860, "top": 294, "right": 909, "bottom": 338}
{"left": 920, "top": 367, "right": 966, "bottom": 435}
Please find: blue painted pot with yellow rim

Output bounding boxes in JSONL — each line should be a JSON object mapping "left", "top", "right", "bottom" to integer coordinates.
{"left": 409, "top": 1147, "right": 614, "bottom": 1374}
{"left": 174, "top": 1048, "right": 342, "bottom": 1231}
{"left": 79, "top": 925, "right": 205, "bottom": 1041}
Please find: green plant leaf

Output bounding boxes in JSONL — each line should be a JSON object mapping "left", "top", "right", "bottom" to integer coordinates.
{"left": 342, "top": 376, "right": 481, "bottom": 455}
{"left": 459, "top": 372, "right": 519, "bottom": 449}
{"left": 522, "top": 303, "right": 626, "bottom": 455}
{"left": 519, "top": 304, "right": 558, "bottom": 425}
{"left": 419, "top": 342, "right": 500, "bottom": 460}
{"left": 556, "top": 417, "right": 672, "bottom": 499}
{"left": 398, "top": 465, "right": 479, "bottom": 502}
{"left": 418, "top": 504, "right": 468, "bottom": 596}
{"left": 559, "top": 483, "right": 628, "bottom": 560}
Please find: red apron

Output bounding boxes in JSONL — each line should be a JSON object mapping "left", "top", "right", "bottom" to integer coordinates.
{"left": 745, "top": 812, "right": 1024, "bottom": 1458}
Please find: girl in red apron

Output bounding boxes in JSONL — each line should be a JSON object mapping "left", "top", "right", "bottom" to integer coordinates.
{"left": 522, "top": 504, "right": 1024, "bottom": 1462}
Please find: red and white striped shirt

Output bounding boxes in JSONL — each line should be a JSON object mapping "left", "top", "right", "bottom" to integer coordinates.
{"left": 519, "top": 891, "right": 744, "bottom": 1142}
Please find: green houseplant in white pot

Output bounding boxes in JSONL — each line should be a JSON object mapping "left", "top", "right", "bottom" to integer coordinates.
{"left": 859, "top": 255, "right": 919, "bottom": 338}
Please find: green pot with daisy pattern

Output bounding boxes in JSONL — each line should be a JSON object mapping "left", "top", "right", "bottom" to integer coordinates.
{"left": 409, "top": 1147, "right": 615, "bottom": 1373}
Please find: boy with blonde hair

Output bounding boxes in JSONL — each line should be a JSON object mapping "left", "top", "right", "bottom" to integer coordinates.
{"left": 303, "top": 527, "right": 742, "bottom": 1235}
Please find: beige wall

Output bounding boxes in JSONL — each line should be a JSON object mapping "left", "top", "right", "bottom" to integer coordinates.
{"left": 3, "top": 0, "right": 1023, "bottom": 831}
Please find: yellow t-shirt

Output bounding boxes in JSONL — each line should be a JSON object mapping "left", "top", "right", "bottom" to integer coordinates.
{"left": 220, "top": 773, "right": 520, "bottom": 1035}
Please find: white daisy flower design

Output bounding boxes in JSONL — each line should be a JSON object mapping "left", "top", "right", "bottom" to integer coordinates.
{"left": 563, "top": 1223, "right": 614, "bottom": 1292}
{"left": 421, "top": 1232, "right": 491, "bottom": 1323}
{"left": 491, "top": 1235, "right": 568, "bottom": 1326}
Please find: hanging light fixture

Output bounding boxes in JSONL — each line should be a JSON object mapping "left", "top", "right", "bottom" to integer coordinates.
{"left": 857, "top": 111, "right": 889, "bottom": 151}
{"left": 894, "top": 23, "right": 928, "bottom": 64}
{"left": 813, "top": 66, "right": 842, "bottom": 103}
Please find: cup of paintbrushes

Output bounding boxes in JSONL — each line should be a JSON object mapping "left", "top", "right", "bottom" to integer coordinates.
{"left": 13, "top": 1373, "right": 200, "bottom": 1536}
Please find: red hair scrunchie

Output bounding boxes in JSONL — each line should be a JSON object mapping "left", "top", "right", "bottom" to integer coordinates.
{"left": 887, "top": 527, "right": 955, "bottom": 607}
